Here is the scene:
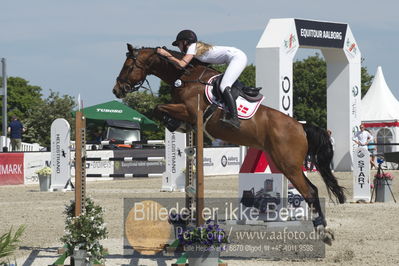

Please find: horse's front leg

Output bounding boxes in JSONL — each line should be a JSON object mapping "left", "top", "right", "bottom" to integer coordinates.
{"left": 154, "top": 104, "right": 194, "bottom": 132}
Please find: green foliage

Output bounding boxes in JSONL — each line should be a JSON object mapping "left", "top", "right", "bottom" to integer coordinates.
{"left": 293, "top": 54, "right": 328, "bottom": 127}
{"left": 0, "top": 225, "right": 26, "bottom": 265}
{"left": 123, "top": 91, "right": 165, "bottom": 140}
{"left": 123, "top": 91, "right": 158, "bottom": 119}
{"left": 0, "top": 77, "right": 76, "bottom": 147}
{"left": 0, "top": 77, "right": 42, "bottom": 130}
{"left": 361, "top": 60, "right": 374, "bottom": 98}
{"left": 60, "top": 198, "right": 108, "bottom": 264}
{"left": 5, "top": 77, "right": 43, "bottom": 117}
{"left": 158, "top": 81, "right": 172, "bottom": 104}
{"left": 24, "top": 90, "right": 76, "bottom": 146}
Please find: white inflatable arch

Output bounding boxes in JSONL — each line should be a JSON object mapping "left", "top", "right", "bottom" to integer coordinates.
{"left": 256, "top": 18, "right": 361, "bottom": 171}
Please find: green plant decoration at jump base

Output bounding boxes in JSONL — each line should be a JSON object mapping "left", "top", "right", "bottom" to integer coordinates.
{"left": 54, "top": 197, "right": 108, "bottom": 265}
{"left": 0, "top": 225, "right": 26, "bottom": 265}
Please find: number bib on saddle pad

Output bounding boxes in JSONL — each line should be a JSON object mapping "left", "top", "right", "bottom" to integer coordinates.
{"left": 204, "top": 74, "right": 264, "bottom": 119}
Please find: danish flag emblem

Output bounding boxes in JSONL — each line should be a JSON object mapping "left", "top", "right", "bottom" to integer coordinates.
{"left": 237, "top": 104, "right": 249, "bottom": 114}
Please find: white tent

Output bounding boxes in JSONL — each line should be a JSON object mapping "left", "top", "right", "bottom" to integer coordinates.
{"left": 361, "top": 66, "right": 399, "bottom": 155}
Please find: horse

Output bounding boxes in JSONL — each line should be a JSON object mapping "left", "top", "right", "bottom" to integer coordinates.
{"left": 112, "top": 44, "right": 346, "bottom": 245}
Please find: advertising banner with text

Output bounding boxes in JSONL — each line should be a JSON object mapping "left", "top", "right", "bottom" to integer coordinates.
{"left": 0, "top": 153, "right": 24, "bottom": 185}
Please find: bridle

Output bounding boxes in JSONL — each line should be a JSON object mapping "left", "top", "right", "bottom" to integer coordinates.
{"left": 116, "top": 48, "right": 155, "bottom": 94}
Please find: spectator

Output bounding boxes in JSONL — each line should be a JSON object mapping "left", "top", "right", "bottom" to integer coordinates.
{"left": 352, "top": 124, "right": 373, "bottom": 147}
{"left": 7, "top": 116, "right": 26, "bottom": 151}
{"left": 353, "top": 124, "right": 376, "bottom": 169}
{"left": 366, "top": 129, "right": 378, "bottom": 169}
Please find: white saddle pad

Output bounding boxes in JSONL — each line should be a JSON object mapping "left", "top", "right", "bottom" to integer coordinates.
{"left": 204, "top": 74, "right": 264, "bottom": 119}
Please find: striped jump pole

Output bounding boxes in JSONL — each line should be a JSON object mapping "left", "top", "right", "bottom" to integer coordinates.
{"left": 86, "top": 173, "right": 163, "bottom": 178}
{"left": 85, "top": 156, "right": 164, "bottom": 162}
{"left": 86, "top": 140, "right": 165, "bottom": 145}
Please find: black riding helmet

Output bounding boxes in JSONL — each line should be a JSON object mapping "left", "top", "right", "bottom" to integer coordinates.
{"left": 172, "top": 30, "right": 198, "bottom": 46}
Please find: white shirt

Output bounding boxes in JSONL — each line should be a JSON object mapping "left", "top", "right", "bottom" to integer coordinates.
{"left": 353, "top": 130, "right": 374, "bottom": 146}
{"left": 186, "top": 43, "right": 242, "bottom": 64}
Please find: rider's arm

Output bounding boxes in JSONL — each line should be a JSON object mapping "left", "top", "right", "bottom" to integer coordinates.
{"left": 368, "top": 132, "right": 374, "bottom": 142}
{"left": 352, "top": 133, "right": 360, "bottom": 145}
{"left": 157, "top": 48, "right": 193, "bottom": 68}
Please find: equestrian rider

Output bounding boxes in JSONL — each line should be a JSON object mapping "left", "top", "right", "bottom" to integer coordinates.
{"left": 157, "top": 29, "right": 248, "bottom": 129}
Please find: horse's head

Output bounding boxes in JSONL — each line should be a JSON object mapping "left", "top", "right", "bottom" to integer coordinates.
{"left": 113, "top": 44, "right": 156, "bottom": 98}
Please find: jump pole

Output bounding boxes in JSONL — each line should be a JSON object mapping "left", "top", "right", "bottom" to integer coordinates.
{"left": 53, "top": 110, "right": 86, "bottom": 264}
{"left": 196, "top": 92, "right": 205, "bottom": 226}
{"left": 75, "top": 110, "right": 86, "bottom": 216}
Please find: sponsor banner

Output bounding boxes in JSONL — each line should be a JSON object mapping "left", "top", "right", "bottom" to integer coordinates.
{"left": 24, "top": 152, "right": 51, "bottom": 184}
{"left": 295, "top": 19, "right": 347, "bottom": 48}
{"left": 353, "top": 147, "right": 371, "bottom": 201}
{"left": 0, "top": 153, "right": 24, "bottom": 185}
{"left": 71, "top": 150, "right": 114, "bottom": 177}
{"left": 204, "top": 147, "right": 241, "bottom": 176}
{"left": 86, "top": 150, "right": 114, "bottom": 175}
{"left": 113, "top": 149, "right": 165, "bottom": 176}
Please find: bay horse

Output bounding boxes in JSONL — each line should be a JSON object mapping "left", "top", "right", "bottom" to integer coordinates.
{"left": 113, "top": 44, "right": 345, "bottom": 245}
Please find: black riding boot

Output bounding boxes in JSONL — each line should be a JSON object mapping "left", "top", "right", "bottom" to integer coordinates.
{"left": 221, "top": 87, "right": 240, "bottom": 129}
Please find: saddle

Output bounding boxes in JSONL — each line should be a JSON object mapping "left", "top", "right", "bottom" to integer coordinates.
{"left": 211, "top": 74, "right": 263, "bottom": 103}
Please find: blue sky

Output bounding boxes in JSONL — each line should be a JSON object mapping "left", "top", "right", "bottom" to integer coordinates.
{"left": 1, "top": 0, "right": 399, "bottom": 107}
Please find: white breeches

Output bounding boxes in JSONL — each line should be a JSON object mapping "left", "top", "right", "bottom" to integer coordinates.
{"left": 220, "top": 50, "right": 248, "bottom": 92}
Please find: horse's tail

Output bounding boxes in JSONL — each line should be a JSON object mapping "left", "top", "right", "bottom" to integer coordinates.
{"left": 302, "top": 124, "right": 346, "bottom": 203}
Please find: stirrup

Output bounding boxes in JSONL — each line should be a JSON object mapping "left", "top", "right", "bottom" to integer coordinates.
{"left": 221, "top": 115, "right": 240, "bottom": 129}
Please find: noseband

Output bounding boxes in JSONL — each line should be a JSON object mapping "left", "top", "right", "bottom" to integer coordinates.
{"left": 116, "top": 48, "right": 156, "bottom": 94}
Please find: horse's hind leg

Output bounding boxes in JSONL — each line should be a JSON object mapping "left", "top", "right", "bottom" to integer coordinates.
{"left": 302, "top": 174, "right": 335, "bottom": 245}
{"left": 283, "top": 167, "right": 334, "bottom": 245}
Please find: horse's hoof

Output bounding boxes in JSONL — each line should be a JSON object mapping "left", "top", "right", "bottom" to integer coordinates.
{"left": 317, "top": 225, "right": 335, "bottom": 246}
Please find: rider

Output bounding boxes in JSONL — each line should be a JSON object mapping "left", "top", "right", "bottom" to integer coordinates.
{"left": 157, "top": 29, "right": 248, "bottom": 129}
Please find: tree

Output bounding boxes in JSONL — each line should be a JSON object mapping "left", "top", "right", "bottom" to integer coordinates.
{"left": 293, "top": 54, "right": 328, "bottom": 127}
{"left": 123, "top": 91, "right": 164, "bottom": 140}
{"left": 361, "top": 59, "right": 374, "bottom": 97}
{"left": 0, "top": 77, "right": 43, "bottom": 130}
{"left": 123, "top": 91, "right": 159, "bottom": 119}
{"left": 25, "top": 91, "right": 76, "bottom": 146}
